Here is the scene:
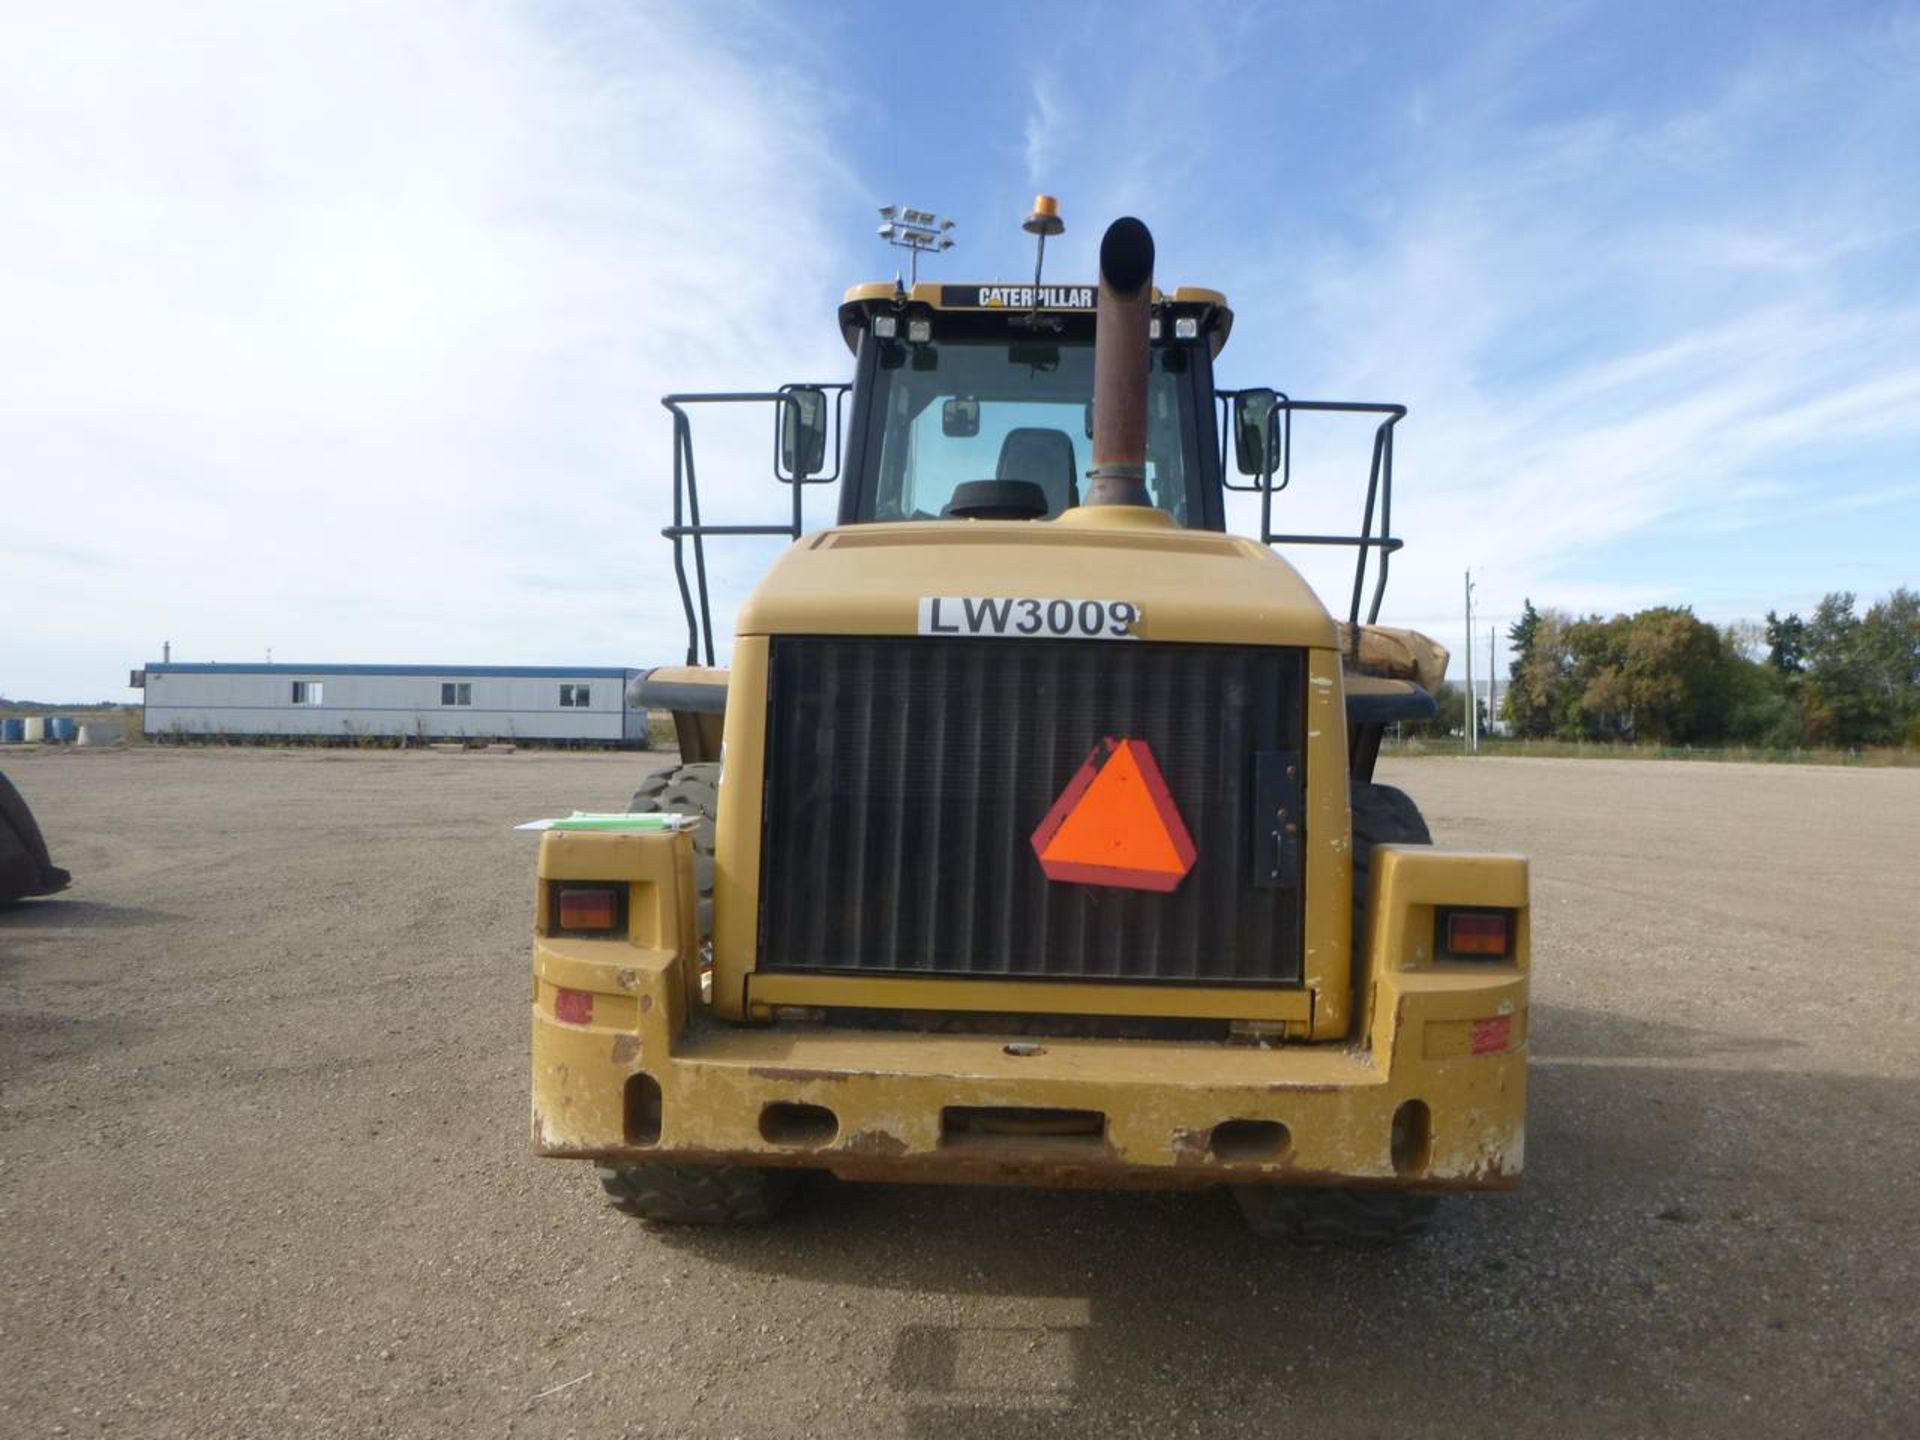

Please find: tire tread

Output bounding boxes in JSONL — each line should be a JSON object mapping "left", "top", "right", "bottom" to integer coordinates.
{"left": 1235, "top": 1186, "right": 1439, "bottom": 1244}
{"left": 628, "top": 762, "right": 720, "bottom": 935}
{"left": 596, "top": 1163, "right": 796, "bottom": 1225}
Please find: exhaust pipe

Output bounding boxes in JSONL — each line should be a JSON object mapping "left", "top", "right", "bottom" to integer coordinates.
{"left": 1085, "top": 216, "right": 1155, "bottom": 507}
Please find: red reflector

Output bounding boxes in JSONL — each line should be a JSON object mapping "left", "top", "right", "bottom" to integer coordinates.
{"left": 554, "top": 987, "right": 593, "bottom": 1025}
{"left": 558, "top": 886, "right": 619, "bottom": 932}
{"left": 1446, "top": 911, "right": 1511, "bottom": 957}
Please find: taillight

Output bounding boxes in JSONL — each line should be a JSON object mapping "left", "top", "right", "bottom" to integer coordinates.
{"left": 1439, "top": 908, "right": 1513, "bottom": 961}
{"left": 554, "top": 884, "right": 623, "bottom": 934}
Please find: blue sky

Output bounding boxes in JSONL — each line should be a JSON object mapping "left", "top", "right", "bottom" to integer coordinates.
{"left": 4, "top": 0, "right": 1917, "bottom": 698}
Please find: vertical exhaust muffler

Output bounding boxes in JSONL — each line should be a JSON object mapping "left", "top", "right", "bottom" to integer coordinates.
{"left": 1085, "top": 217, "right": 1155, "bottom": 508}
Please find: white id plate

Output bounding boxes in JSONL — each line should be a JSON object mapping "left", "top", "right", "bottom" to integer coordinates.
{"left": 917, "top": 596, "right": 1142, "bottom": 640}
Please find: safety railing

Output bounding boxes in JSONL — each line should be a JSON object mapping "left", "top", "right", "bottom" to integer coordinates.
{"left": 1215, "top": 392, "right": 1407, "bottom": 636}
{"left": 660, "top": 385, "right": 850, "bottom": 667}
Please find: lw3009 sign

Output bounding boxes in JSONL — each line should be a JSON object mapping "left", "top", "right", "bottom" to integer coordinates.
{"left": 917, "top": 596, "right": 1143, "bottom": 640}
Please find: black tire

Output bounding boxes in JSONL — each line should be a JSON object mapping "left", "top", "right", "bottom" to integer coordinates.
{"left": 1231, "top": 782, "right": 1440, "bottom": 1244}
{"left": 1233, "top": 1186, "right": 1439, "bottom": 1244}
{"left": 596, "top": 1163, "right": 796, "bottom": 1225}
{"left": 628, "top": 762, "right": 719, "bottom": 936}
{"left": 1350, "top": 780, "right": 1432, "bottom": 953}
{"left": 0, "top": 771, "right": 71, "bottom": 901}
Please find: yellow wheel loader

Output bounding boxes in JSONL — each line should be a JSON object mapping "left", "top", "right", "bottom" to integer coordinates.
{"left": 531, "top": 206, "right": 1527, "bottom": 1242}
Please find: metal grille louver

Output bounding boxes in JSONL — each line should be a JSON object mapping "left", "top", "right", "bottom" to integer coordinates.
{"left": 759, "top": 636, "right": 1305, "bottom": 987}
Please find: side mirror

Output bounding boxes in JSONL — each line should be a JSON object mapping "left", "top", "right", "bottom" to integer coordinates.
{"left": 942, "top": 397, "right": 980, "bottom": 438}
{"left": 1233, "top": 388, "right": 1279, "bottom": 477}
{"left": 778, "top": 386, "right": 829, "bottom": 480}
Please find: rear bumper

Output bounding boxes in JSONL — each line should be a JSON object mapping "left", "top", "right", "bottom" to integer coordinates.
{"left": 530, "top": 834, "right": 1528, "bottom": 1191}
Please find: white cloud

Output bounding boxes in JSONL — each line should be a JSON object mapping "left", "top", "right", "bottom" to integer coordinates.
{"left": 1023, "top": 71, "right": 1069, "bottom": 187}
{"left": 0, "top": 1, "right": 853, "bottom": 698}
{"left": 1219, "top": 30, "right": 1920, "bottom": 673}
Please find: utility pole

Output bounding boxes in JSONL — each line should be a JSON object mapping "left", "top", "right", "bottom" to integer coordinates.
{"left": 1464, "top": 570, "right": 1477, "bottom": 753}
{"left": 1488, "top": 625, "right": 1497, "bottom": 743}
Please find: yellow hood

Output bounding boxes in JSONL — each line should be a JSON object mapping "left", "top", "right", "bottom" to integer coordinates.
{"left": 736, "top": 507, "right": 1337, "bottom": 649}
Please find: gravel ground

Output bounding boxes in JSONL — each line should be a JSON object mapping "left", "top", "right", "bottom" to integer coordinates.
{"left": 2, "top": 746, "right": 1917, "bottom": 1439}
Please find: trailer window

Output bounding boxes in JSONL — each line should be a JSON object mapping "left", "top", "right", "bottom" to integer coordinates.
{"left": 559, "top": 684, "right": 590, "bottom": 708}
{"left": 291, "top": 681, "right": 323, "bottom": 705}
{"left": 441, "top": 683, "right": 472, "bottom": 706}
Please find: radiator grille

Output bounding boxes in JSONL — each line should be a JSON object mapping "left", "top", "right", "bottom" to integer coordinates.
{"left": 759, "top": 636, "right": 1305, "bottom": 986}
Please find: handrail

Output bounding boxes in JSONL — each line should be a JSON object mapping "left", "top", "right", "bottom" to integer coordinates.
{"left": 659, "top": 385, "right": 850, "bottom": 667}
{"left": 658, "top": 383, "right": 1400, "bottom": 668}
{"left": 1215, "top": 392, "right": 1407, "bottom": 641}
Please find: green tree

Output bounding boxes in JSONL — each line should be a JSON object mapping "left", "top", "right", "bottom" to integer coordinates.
{"left": 1622, "top": 607, "right": 1726, "bottom": 743}
{"left": 1564, "top": 613, "right": 1632, "bottom": 739}
{"left": 1860, "top": 588, "right": 1920, "bottom": 744}
{"left": 1487, "top": 591, "right": 1914, "bottom": 751}
{"left": 1714, "top": 624, "right": 1797, "bottom": 745}
{"left": 1800, "top": 593, "right": 1881, "bottom": 745}
{"left": 1505, "top": 603, "right": 1572, "bottom": 738}
{"left": 1556, "top": 607, "right": 1728, "bottom": 743}
{"left": 1765, "top": 610, "right": 1807, "bottom": 675}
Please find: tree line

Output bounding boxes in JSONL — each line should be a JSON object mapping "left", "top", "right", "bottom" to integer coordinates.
{"left": 1471, "top": 589, "right": 1920, "bottom": 749}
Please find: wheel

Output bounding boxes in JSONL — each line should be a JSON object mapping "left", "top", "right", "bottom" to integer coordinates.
{"left": 1233, "top": 1186, "right": 1438, "bottom": 1244}
{"left": 1349, "top": 780, "right": 1432, "bottom": 956}
{"left": 628, "top": 762, "right": 718, "bottom": 936}
{"left": 616, "top": 770, "right": 771, "bottom": 1224}
{"left": 1229, "top": 782, "right": 1443, "bottom": 1244}
{"left": 597, "top": 1163, "right": 796, "bottom": 1224}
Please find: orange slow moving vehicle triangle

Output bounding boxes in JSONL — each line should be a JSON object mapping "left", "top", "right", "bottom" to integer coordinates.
{"left": 1030, "top": 738, "right": 1198, "bottom": 893}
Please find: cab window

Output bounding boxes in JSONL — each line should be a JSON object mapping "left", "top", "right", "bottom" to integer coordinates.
{"left": 868, "top": 338, "right": 1198, "bottom": 524}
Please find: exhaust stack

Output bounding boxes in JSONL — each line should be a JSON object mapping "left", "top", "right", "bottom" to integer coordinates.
{"left": 1085, "top": 217, "right": 1156, "bottom": 507}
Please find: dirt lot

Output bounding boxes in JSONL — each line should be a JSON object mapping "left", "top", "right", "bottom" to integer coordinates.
{"left": 2, "top": 747, "right": 1917, "bottom": 1438}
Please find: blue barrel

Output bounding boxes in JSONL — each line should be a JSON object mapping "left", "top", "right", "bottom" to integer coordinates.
{"left": 49, "top": 717, "right": 78, "bottom": 742}
{"left": 1, "top": 717, "right": 22, "bottom": 743}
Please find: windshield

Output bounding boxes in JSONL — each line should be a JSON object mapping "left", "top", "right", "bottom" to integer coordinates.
{"left": 866, "top": 337, "right": 1205, "bottom": 525}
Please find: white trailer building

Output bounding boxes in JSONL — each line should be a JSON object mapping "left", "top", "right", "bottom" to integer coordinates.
{"left": 134, "top": 663, "right": 649, "bottom": 746}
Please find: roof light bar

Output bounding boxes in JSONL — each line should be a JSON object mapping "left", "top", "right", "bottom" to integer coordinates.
{"left": 877, "top": 203, "right": 957, "bottom": 284}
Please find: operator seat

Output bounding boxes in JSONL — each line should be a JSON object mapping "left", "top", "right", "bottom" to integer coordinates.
{"left": 995, "top": 427, "right": 1079, "bottom": 515}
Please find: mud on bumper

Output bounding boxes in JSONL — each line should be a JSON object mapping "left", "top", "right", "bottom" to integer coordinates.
{"left": 530, "top": 832, "right": 1528, "bottom": 1191}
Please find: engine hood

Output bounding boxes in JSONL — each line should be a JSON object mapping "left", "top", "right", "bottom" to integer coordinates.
{"left": 736, "top": 508, "right": 1337, "bottom": 649}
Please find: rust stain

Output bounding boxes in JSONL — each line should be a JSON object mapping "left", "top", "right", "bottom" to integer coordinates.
{"left": 638, "top": 994, "right": 654, "bottom": 1013}
{"left": 610, "top": 1034, "right": 640, "bottom": 1065}
{"left": 617, "top": 968, "right": 638, "bottom": 990}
